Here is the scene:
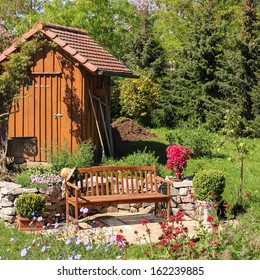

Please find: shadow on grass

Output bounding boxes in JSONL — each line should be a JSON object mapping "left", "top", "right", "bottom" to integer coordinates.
{"left": 123, "top": 140, "right": 228, "bottom": 165}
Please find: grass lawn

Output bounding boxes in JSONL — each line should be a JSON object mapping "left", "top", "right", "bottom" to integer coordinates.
{"left": 126, "top": 127, "right": 260, "bottom": 211}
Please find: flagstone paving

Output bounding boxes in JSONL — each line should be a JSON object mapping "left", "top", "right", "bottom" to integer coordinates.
{"left": 77, "top": 212, "right": 198, "bottom": 244}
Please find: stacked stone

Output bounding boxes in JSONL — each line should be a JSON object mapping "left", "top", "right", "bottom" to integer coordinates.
{"left": 0, "top": 179, "right": 195, "bottom": 225}
{"left": 98, "top": 180, "right": 195, "bottom": 219}
{"left": 99, "top": 202, "right": 155, "bottom": 215}
{"left": 0, "top": 181, "right": 65, "bottom": 225}
{"left": 170, "top": 180, "right": 195, "bottom": 221}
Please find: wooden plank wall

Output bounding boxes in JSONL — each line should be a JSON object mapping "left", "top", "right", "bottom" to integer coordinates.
{"left": 8, "top": 44, "right": 107, "bottom": 162}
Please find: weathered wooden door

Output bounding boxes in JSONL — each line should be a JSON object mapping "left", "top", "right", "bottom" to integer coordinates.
{"left": 8, "top": 73, "right": 71, "bottom": 161}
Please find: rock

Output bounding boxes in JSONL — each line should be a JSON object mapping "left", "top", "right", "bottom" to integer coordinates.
{"left": 130, "top": 207, "right": 138, "bottom": 213}
{"left": 100, "top": 206, "right": 118, "bottom": 213}
{"left": 1, "top": 207, "right": 16, "bottom": 216}
{"left": 181, "top": 195, "right": 195, "bottom": 203}
{"left": 22, "top": 188, "right": 38, "bottom": 193}
{"left": 170, "top": 198, "right": 177, "bottom": 208}
{"left": 130, "top": 203, "right": 142, "bottom": 209}
{"left": 0, "top": 198, "right": 13, "bottom": 207}
{"left": 140, "top": 205, "right": 153, "bottom": 214}
{"left": 179, "top": 203, "right": 195, "bottom": 211}
{"left": 1, "top": 183, "right": 22, "bottom": 195}
{"left": 179, "top": 188, "right": 188, "bottom": 196}
{"left": 13, "top": 188, "right": 23, "bottom": 195}
{"left": 118, "top": 209, "right": 129, "bottom": 213}
{"left": 1, "top": 214, "right": 15, "bottom": 223}
{"left": 170, "top": 187, "right": 179, "bottom": 196}
{"left": 117, "top": 203, "right": 130, "bottom": 210}
{"left": 172, "top": 181, "right": 193, "bottom": 188}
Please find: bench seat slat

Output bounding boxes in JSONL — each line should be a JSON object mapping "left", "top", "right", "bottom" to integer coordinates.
{"left": 68, "top": 192, "right": 169, "bottom": 205}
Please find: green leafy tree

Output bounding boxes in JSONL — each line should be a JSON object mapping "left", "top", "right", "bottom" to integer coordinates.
{"left": 119, "top": 72, "right": 160, "bottom": 126}
{"left": 242, "top": 0, "right": 260, "bottom": 133}
{"left": 42, "top": 0, "right": 139, "bottom": 59}
{"left": 0, "top": 0, "right": 47, "bottom": 46}
{"left": 217, "top": 0, "right": 259, "bottom": 133}
{"left": 116, "top": 1, "right": 167, "bottom": 126}
{"left": 155, "top": 0, "right": 195, "bottom": 61}
{"left": 221, "top": 109, "right": 252, "bottom": 211}
{"left": 126, "top": 0, "right": 167, "bottom": 80}
{"left": 156, "top": 0, "right": 229, "bottom": 129}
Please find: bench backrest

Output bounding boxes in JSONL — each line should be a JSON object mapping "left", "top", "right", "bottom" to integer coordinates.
{"left": 67, "top": 165, "right": 159, "bottom": 197}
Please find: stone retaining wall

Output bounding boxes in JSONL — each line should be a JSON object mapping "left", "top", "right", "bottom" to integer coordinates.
{"left": 0, "top": 181, "right": 65, "bottom": 224}
{"left": 0, "top": 179, "right": 195, "bottom": 225}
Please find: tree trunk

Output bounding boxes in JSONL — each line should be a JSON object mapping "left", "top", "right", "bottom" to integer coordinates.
{"left": 0, "top": 118, "right": 8, "bottom": 171}
{"left": 237, "top": 156, "right": 244, "bottom": 206}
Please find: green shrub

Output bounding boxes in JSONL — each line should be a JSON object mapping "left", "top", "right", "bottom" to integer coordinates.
{"left": 192, "top": 169, "right": 225, "bottom": 201}
{"left": 121, "top": 148, "right": 159, "bottom": 166}
{"left": 104, "top": 148, "right": 160, "bottom": 169}
{"left": 166, "top": 126, "right": 214, "bottom": 157}
{"left": 70, "top": 140, "right": 95, "bottom": 168}
{"left": 119, "top": 74, "right": 160, "bottom": 126}
{"left": 13, "top": 172, "right": 31, "bottom": 187}
{"left": 47, "top": 144, "right": 71, "bottom": 174}
{"left": 25, "top": 164, "right": 53, "bottom": 175}
{"left": 48, "top": 140, "right": 95, "bottom": 173}
{"left": 15, "top": 193, "right": 46, "bottom": 218}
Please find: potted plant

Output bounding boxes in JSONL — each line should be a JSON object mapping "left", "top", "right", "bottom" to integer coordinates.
{"left": 165, "top": 144, "right": 192, "bottom": 181}
{"left": 15, "top": 193, "right": 46, "bottom": 231}
{"left": 192, "top": 169, "right": 225, "bottom": 224}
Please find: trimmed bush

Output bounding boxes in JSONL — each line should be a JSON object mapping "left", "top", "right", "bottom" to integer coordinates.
{"left": 192, "top": 169, "right": 225, "bottom": 201}
{"left": 15, "top": 193, "right": 46, "bottom": 218}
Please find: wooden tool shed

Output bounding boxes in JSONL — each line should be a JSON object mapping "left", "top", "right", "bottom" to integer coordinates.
{"left": 0, "top": 22, "right": 133, "bottom": 162}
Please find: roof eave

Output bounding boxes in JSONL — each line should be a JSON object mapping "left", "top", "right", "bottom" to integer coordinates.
{"left": 97, "top": 70, "right": 137, "bottom": 78}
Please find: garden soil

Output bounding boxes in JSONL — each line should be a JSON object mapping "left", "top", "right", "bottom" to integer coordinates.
{"left": 111, "top": 117, "right": 157, "bottom": 156}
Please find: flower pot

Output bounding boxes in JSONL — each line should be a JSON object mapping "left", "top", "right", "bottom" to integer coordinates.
{"left": 16, "top": 216, "right": 45, "bottom": 231}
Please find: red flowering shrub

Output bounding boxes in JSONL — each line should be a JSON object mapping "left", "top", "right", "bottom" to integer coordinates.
{"left": 166, "top": 145, "right": 192, "bottom": 178}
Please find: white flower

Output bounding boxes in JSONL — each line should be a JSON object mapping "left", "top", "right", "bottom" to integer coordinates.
{"left": 20, "top": 248, "right": 27, "bottom": 257}
{"left": 74, "top": 254, "right": 81, "bottom": 260}
{"left": 65, "top": 239, "right": 71, "bottom": 245}
{"left": 41, "top": 246, "right": 47, "bottom": 252}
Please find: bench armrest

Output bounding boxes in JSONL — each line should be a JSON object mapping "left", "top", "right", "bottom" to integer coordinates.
{"left": 66, "top": 181, "right": 80, "bottom": 191}
{"left": 66, "top": 182, "right": 80, "bottom": 198}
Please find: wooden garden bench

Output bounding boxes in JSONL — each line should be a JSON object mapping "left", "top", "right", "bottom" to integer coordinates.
{"left": 65, "top": 165, "right": 171, "bottom": 222}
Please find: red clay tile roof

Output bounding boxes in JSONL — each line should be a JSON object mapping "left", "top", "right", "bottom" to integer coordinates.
{"left": 0, "top": 22, "right": 133, "bottom": 77}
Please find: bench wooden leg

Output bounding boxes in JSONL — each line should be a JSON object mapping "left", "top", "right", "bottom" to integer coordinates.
{"left": 167, "top": 199, "right": 171, "bottom": 220}
{"left": 75, "top": 202, "right": 79, "bottom": 222}
{"left": 66, "top": 199, "right": 69, "bottom": 223}
{"left": 154, "top": 202, "right": 158, "bottom": 216}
